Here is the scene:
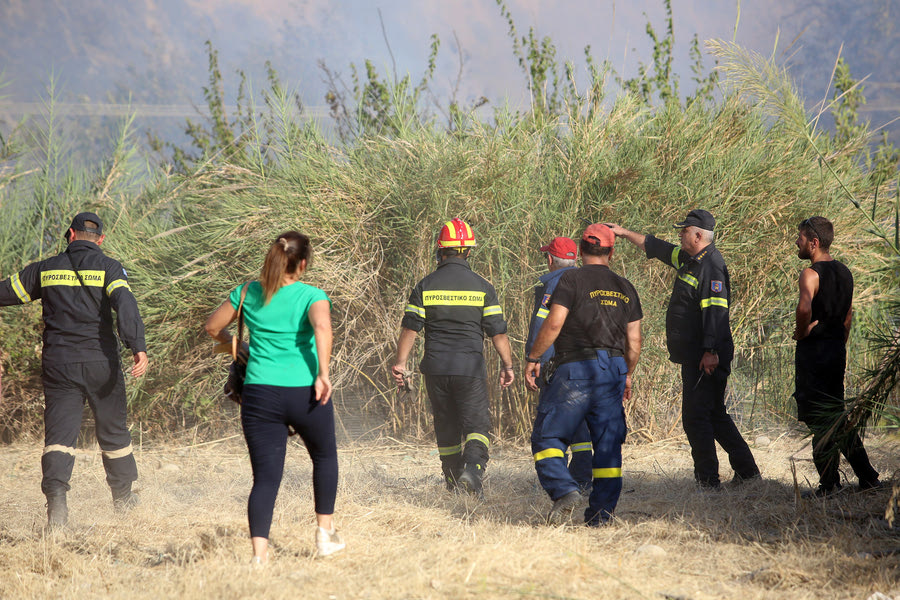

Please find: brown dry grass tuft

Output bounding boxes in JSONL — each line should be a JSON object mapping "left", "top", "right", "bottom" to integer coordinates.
{"left": 1, "top": 431, "right": 898, "bottom": 599}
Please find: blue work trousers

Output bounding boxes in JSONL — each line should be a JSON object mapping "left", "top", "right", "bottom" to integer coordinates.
{"left": 531, "top": 351, "right": 628, "bottom": 525}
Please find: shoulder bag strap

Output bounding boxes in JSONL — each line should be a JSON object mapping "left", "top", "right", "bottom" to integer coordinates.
{"left": 231, "top": 282, "right": 249, "bottom": 361}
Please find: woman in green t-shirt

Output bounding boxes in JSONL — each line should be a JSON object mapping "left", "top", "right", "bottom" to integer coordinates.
{"left": 205, "top": 231, "right": 343, "bottom": 564}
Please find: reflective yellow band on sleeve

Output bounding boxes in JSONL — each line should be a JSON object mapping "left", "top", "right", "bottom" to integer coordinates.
{"left": 482, "top": 305, "right": 503, "bottom": 317}
{"left": 11, "top": 273, "right": 31, "bottom": 302}
{"left": 105, "top": 279, "right": 131, "bottom": 295}
{"left": 43, "top": 444, "right": 76, "bottom": 457}
{"left": 700, "top": 297, "right": 728, "bottom": 309}
{"left": 423, "top": 290, "right": 486, "bottom": 307}
{"left": 536, "top": 307, "right": 549, "bottom": 319}
{"left": 570, "top": 442, "right": 592, "bottom": 453}
{"left": 405, "top": 304, "right": 425, "bottom": 318}
{"left": 533, "top": 447, "right": 565, "bottom": 462}
{"left": 677, "top": 273, "right": 698, "bottom": 288}
{"left": 670, "top": 247, "right": 682, "bottom": 268}
{"left": 592, "top": 467, "right": 622, "bottom": 479}
{"left": 41, "top": 269, "right": 105, "bottom": 287}
{"left": 102, "top": 444, "right": 134, "bottom": 459}
{"left": 438, "top": 444, "right": 462, "bottom": 456}
{"left": 465, "top": 433, "right": 490, "bottom": 448}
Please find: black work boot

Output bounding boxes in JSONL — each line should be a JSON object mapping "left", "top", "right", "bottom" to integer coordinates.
{"left": 457, "top": 464, "right": 484, "bottom": 498}
{"left": 46, "top": 493, "right": 68, "bottom": 529}
{"left": 111, "top": 484, "right": 140, "bottom": 512}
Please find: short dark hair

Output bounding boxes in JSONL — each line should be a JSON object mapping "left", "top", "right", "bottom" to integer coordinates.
{"left": 439, "top": 247, "right": 470, "bottom": 259}
{"left": 579, "top": 239, "right": 612, "bottom": 257}
{"left": 798, "top": 216, "right": 834, "bottom": 250}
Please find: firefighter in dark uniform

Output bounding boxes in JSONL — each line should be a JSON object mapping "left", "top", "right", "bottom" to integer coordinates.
{"left": 608, "top": 210, "right": 760, "bottom": 488}
{"left": 0, "top": 212, "right": 148, "bottom": 527}
{"left": 391, "top": 219, "right": 515, "bottom": 497}
{"left": 525, "top": 237, "right": 592, "bottom": 493}
{"left": 793, "top": 216, "right": 879, "bottom": 497}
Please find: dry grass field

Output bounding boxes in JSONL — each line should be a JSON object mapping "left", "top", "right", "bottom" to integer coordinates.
{"left": 0, "top": 428, "right": 898, "bottom": 600}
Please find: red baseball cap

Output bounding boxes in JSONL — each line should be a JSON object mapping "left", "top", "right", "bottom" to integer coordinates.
{"left": 582, "top": 223, "right": 615, "bottom": 247}
{"left": 540, "top": 237, "right": 577, "bottom": 259}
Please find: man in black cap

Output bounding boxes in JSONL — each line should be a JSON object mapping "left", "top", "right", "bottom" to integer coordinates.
{"left": 607, "top": 211, "right": 760, "bottom": 488}
{"left": 0, "top": 212, "right": 148, "bottom": 527}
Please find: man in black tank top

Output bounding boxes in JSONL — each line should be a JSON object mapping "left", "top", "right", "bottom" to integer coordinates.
{"left": 793, "top": 216, "right": 879, "bottom": 497}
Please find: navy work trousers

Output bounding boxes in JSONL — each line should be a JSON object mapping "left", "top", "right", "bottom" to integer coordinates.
{"left": 41, "top": 359, "right": 137, "bottom": 496}
{"left": 241, "top": 383, "right": 338, "bottom": 539}
{"left": 531, "top": 350, "right": 628, "bottom": 526}
{"left": 680, "top": 363, "right": 759, "bottom": 486}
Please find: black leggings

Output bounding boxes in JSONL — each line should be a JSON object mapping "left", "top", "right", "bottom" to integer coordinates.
{"left": 241, "top": 384, "right": 338, "bottom": 539}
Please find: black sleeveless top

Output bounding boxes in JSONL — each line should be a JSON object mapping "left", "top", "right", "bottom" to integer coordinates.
{"left": 808, "top": 259, "right": 853, "bottom": 344}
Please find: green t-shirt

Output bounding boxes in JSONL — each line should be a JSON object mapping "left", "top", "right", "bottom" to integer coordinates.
{"left": 229, "top": 280, "right": 330, "bottom": 387}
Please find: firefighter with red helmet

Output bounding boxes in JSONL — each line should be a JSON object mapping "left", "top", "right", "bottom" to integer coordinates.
{"left": 391, "top": 219, "right": 515, "bottom": 496}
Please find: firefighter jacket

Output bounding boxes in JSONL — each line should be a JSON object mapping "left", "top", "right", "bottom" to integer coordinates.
{"left": 524, "top": 266, "right": 574, "bottom": 366}
{"left": 0, "top": 240, "right": 147, "bottom": 364}
{"left": 401, "top": 256, "right": 507, "bottom": 378}
{"left": 644, "top": 236, "right": 734, "bottom": 367}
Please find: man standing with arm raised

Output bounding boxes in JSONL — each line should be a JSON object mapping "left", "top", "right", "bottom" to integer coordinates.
{"left": 607, "top": 210, "right": 760, "bottom": 489}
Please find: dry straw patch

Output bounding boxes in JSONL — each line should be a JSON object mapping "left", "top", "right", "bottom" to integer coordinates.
{"left": 0, "top": 431, "right": 898, "bottom": 599}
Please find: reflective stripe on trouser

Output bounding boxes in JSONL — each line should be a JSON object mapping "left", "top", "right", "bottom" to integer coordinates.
{"left": 41, "top": 360, "right": 137, "bottom": 495}
{"left": 567, "top": 422, "right": 592, "bottom": 488}
{"left": 530, "top": 351, "right": 627, "bottom": 524}
{"left": 425, "top": 374, "right": 491, "bottom": 472}
{"left": 680, "top": 363, "right": 758, "bottom": 486}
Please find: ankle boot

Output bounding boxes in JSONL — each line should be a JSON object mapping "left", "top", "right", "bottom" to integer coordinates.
{"left": 46, "top": 493, "right": 68, "bottom": 528}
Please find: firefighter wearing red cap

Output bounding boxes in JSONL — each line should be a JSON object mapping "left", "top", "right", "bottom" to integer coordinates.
{"left": 391, "top": 219, "right": 515, "bottom": 497}
{"left": 0, "top": 212, "right": 148, "bottom": 528}
{"left": 525, "top": 224, "right": 642, "bottom": 526}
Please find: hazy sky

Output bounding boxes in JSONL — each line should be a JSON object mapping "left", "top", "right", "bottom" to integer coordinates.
{"left": 1, "top": 0, "right": 896, "bottom": 130}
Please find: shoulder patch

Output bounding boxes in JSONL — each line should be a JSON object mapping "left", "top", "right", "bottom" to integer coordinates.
{"left": 711, "top": 280, "right": 723, "bottom": 293}
{"left": 541, "top": 293, "right": 551, "bottom": 308}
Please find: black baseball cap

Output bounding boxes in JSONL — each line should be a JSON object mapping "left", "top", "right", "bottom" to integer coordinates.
{"left": 64, "top": 212, "right": 103, "bottom": 240}
{"left": 673, "top": 209, "right": 715, "bottom": 232}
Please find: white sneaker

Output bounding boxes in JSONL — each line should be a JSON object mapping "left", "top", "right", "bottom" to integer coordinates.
{"left": 315, "top": 526, "right": 345, "bottom": 557}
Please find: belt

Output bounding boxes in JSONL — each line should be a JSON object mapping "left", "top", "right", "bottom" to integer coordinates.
{"left": 555, "top": 347, "right": 623, "bottom": 366}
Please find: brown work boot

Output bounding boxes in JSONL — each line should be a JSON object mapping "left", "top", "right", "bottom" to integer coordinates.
{"left": 46, "top": 493, "right": 68, "bottom": 529}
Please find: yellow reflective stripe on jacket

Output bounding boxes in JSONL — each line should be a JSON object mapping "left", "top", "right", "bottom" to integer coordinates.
{"left": 533, "top": 447, "right": 565, "bottom": 462}
{"left": 423, "top": 290, "right": 486, "bottom": 307}
{"left": 10, "top": 273, "right": 31, "bottom": 302}
{"left": 536, "top": 307, "right": 549, "bottom": 319}
{"left": 465, "top": 432, "right": 490, "bottom": 448}
{"left": 405, "top": 303, "right": 425, "bottom": 318}
{"left": 700, "top": 297, "right": 728, "bottom": 309}
{"left": 677, "top": 273, "right": 698, "bottom": 288}
{"left": 592, "top": 467, "right": 622, "bottom": 478}
{"left": 482, "top": 304, "right": 502, "bottom": 317}
{"left": 570, "top": 442, "right": 592, "bottom": 453}
{"left": 105, "top": 279, "right": 131, "bottom": 295}
{"left": 670, "top": 247, "right": 683, "bottom": 268}
{"left": 40, "top": 269, "right": 105, "bottom": 287}
{"left": 438, "top": 444, "right": 462, "bottom": 456}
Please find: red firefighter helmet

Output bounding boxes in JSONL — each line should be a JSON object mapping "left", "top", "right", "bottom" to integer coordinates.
{"left": 436, "top": 218, "right": 476, "bottom": 248}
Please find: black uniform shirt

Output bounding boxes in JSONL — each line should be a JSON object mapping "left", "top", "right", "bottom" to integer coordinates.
{"left": 550, "top": 264, "right": 642, "bottom": 355}
{"left": 644, "top": 235, "right": 733, "bottom": 366}
{"left": 0, "top": 240, "right": 147, "bottom": 364}
{"left": 401, "top": 257, "right": 507, "bottom": 377}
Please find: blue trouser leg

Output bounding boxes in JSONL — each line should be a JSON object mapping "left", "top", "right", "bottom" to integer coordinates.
{"left": 584, "top": 394, "right": 626, "bottom": 526}
{"left": 568, "top": 421, "right": 592, "bottom": 490}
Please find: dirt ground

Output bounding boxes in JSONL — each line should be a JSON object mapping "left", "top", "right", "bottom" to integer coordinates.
{"left": 0, "top": 428, "right": 898, "bottom": 600}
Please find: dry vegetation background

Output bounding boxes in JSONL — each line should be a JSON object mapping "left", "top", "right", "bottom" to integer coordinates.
{"left": 0, "top": 425, "right": 898, "bottom": 600}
